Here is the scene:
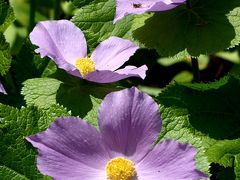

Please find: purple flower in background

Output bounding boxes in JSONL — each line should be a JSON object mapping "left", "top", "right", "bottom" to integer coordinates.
{"left": 114, "top": 0, "right": 186, "bottom": 23}
{"left": 30, "top": 20, "right": 147, "bottom": 83}
{"left": 27, "top": 88, "right": 207, "bottom": 180}
{"left": 0, "top": 82, "right": 7, "bottom": 94}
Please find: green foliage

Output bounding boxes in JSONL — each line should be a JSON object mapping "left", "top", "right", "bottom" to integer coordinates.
{"left": 206, "top": 139, "right": 240, "bottom": 179}
{"left": 158, "top": 105, "right": 211, "bottom": 175}
{"left": 0, "top": 0, "right": 15, "bottom": 32}
{"left": 9, "top": 0, "right": 51, "bottom": 27}
{"left": 71, "top": 0, "right": 137, "bottom": 51}
{"left": 22, "top": 78, "right": 62, "bottom": 109}
{"left": 22, "top": 77, "right": 121, "bottom": 126}
{"left": 1, "top": 0, "right": 240, "bottom": 178}
{"left": 0, "top": 104, "right": 70, "bottom": 179}
{"left": 157, "top": 74, "right": 240, "bottom": 178}
{"left": 206, "top": 139, "right": 240, "bottom": 167}
{"left": 71, "top": 0, "right": 95, "bottom": 8}
{"left": 72, "top": 0, "right": 240, "bottom": 59}
{"left": 0, "top": 33, "right": 11, "bottom": 76}
{"left": 158, "top": 75, "right": 240, "bottom": 139}
{"left": 12, "top": 41, "right": 50, "bottom": 87}
{"left": 133, "top": 0, "right": 240, "bottom": 59}
{"left": 0, "top": 166, "right": 28, "bottom": 180}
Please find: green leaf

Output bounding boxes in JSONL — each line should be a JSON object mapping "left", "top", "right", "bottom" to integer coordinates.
{"left": 206, "top": 139, "right": 240, "bottom": 167}
{"left": 138, "top": 85, "right": 162, "bottom": 96}
{"left": 157, "top": 74, "right": 240, "bottom": 178}
{"left": 172, "top": 70, "right": 193, "bottom": 83}
{"left": 22, "top": 77, "right": 121, "bottom": 126}
{"left": 71, "top": 0, "right": 95, "bottom": 8}
{"left": 41, "top": 61, "right": 57, "bottom": 77}
{"left": 0, "top": 33, "right": 11, "bottom": 75}
{"left": 0, "top": 0, "right": 15, "bottom": 32}
{"left": 0, "top": 166, "right": 28, "bottom": 180}
{"left": 9, "top": 0, "right": 49, "bottom": 27}
{"left": 157, "top": 105, "right": 211, "bottom": 175}
{"left": 71, "top": 0, "right": 138, "bottom": 51}
{"left": 235, "top": 154, "right": 240, "bottom": 179}
{"left": 158, "top": 75, "right": 240, "bottom": 139}
{"left": 0, "top": 104, "right": 70, "bottom": 179}
{"left": 133, "top": 0, "right": 240, "bottom": 59}
{"left": 22, "top": 78, "right": 61, "bottom": 109}
{"left": 12, "top": 41, "right": 50, "bottom": 87}
{"left": 206, "top": 139, "right": 240, "bottom": 179}
{"left": 216, "top": 51, "right": 240, "bottom": 64}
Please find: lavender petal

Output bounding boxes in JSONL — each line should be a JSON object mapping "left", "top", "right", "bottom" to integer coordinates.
{"left": 136, "top": 140, "right": 208, "bottom": 180}
{"left": 26, "top": 117, "right": 109, "bottom": 179}
{"left": 98, "top": 87, "right": 162, "bottom": 162}
{"left": 114, "top": 0, "right": 186, "bottom": 23}
{"left": 91, "top": 36, "right": 139, "bottom": 71}
{"left": 30, "top": 20, "right": 87, "bottom": 73}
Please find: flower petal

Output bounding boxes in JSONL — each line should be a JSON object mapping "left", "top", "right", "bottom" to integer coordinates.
{"left": 136, "top": 140, "right": 208, "bottom": 180}
{"left": 114, "top": 0, "right": 186, "bottom": 23}
{"left": 30, "top": 20, "right": 87, "bottom": 72}
{"left": 84, "top": 65, "right": 147, "bottom": 83}
{"left": 115, "top": 65, "right": 147, "bottom": 79}
{"left": 91, "top": 36, "right": 139, "bottom": 71}
{"left": 98, "top": 87, "right": 161, "bottom": 162}
{"left": 26, "top": 117, "right": 109, "bottom": 179}
{"left": 0, "top": 82, "right": 7, "bottom": 94}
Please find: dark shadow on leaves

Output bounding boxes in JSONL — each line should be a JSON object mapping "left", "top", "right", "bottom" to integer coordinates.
{"left": 55, "top": 74, "right": 120, "bottom": 119}
{"left": 158, "top": 75, "right": 240, "bottom": 140}
{"left": 133, "top": 0, "right": 238, "bottom": 57}
{"left": 56, "top": 83, "right": 93, "bottom": 117}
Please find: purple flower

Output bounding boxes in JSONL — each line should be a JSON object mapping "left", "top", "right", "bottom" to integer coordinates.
{"left": 30, "top": 20, "right": 147, "bottom": 83}
{"left": 0, "top": 82, "right": 7, "bottom": 94}
{"left": 26, "top": 87, "right": 207, "bottom": 180}
{"left": 114, "top": 0, "right": 186, "bottom": 23}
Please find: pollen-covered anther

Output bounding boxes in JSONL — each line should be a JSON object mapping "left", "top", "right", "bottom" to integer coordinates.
{"left": 105, "top": 157, "right": 136, "bottom": 180}
{"left": 75, "top": 57, "right": 96, "bottom": 76}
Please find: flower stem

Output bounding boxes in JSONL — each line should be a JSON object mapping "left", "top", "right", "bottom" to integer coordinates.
{"left": 54, "top": 0, "right": 61, "bottom": 19}
{"left": 29, "top": 0, "right": 35, "bottom": 33}
{"left": 191, "top": 57, "right": 200, "bottom": 82}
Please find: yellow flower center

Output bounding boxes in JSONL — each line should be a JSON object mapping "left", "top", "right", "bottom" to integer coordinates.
{"left": 105, "top": 157, "right": 136, "bottom": 180}
{"left": 75, "top": 57, "right": 96, "bottom": 76}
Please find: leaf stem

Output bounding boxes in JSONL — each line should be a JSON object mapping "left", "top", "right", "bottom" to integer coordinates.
{"left": 54, "top": 0, "right": 61, "bottom": 20}
{"left": 191, "top": 57, "right": 200, "bottom": 82}
{"left": 29, "top": 0, "right": 35, "bottom": 33}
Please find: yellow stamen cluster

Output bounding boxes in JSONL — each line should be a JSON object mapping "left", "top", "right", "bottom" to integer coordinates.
{"left": 75, "top": 57, "right": 96, "bottom": 76}
{"left": 105, "top": 157, "right": 136, "bottom": 180}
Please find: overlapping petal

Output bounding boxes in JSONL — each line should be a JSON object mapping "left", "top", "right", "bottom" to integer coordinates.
{"left": 30, "top": 20, "right": 87, "bottom": 72}
{"left": 26, "top": 117, "right": 109, "bottom": 179}
{"left": 136, "top": 140, "right": 207, "bottom": 180}
{"left": 91, "top": 37, "right": 139, "bottom": 71}
{"left": 115, "top": 65, "right": 147, "bottom": 79}
{"left": 85, "top": 65, "right": 147, "bottom": 83}
{"left": 98, "top": 87, "right": 161, "bottom": 162}
{"left": 114, "top": 0, "right": 186, "bottom": 23}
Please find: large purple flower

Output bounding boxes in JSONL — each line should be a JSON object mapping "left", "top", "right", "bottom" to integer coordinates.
{"left": 30, "top": 20, "right": 147, "bottom": 83}
{"left": 114, "top": 0, "right": 186, "bottom": 23}
{"left": 27, "top": 88, "right": 207, "bottom": 180}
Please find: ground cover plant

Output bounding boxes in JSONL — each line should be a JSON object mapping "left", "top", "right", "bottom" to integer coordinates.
{"left": 0, "top": 0, "right": 240, "bottom": 179}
